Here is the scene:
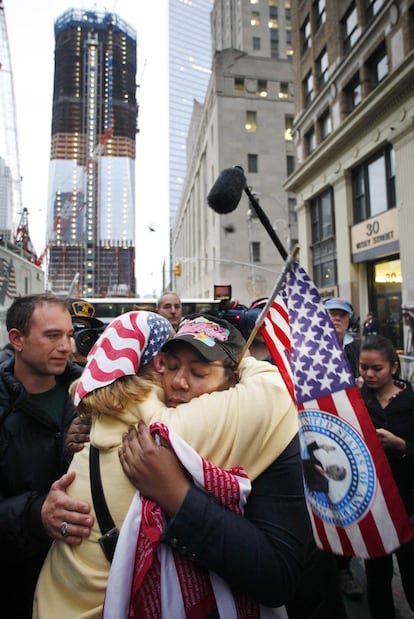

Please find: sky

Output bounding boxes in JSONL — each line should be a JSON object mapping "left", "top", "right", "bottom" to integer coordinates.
{"left": 4, "top": 0, "right": 169, "bottom": 297}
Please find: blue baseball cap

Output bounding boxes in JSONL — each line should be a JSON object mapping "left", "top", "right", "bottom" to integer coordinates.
{"left": 324, "top": 297, "right": 353, "bottom": 315}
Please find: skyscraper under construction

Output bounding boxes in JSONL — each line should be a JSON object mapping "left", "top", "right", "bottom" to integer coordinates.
{"left": 47, "top": 9, "right": 137, "bottom": 296}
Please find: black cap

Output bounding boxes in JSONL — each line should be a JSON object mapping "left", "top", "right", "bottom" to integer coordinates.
{"left": 161, "top": 314, "right": 246, "bottom": 364}
{"left": 67, "top": 298, "right": 104, "bottom": 328}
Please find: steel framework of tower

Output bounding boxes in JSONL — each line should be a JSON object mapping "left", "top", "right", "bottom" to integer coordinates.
{"left": 47, "top": 9, "right": 137, "bottom": 297}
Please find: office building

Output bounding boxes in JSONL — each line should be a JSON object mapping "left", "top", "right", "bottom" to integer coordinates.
{"left": 47, "top": 9, "right": 137, "bottom": 296}
{"left": 285, "top": 0, "right": 414, "bottom": 350}
{"left": 172, "top": 0, "right": 297, "bottom": 303}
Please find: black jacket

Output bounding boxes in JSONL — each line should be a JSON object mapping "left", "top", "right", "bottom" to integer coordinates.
{"left": 162, "top": 435, "right": 311, "bottom": 608}
{"left": 361, "top": 380, "right": 414, "bottom": 516}
{"left": 0, "top": 357, "right": 81, "bottom": 617}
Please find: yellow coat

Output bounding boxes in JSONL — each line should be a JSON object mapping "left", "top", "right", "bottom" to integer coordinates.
{"left": 33, "top": 357, "right": 297, "bottom": 619}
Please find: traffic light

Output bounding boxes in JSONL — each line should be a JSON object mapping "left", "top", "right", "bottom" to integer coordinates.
{"left": 175, "top": 263, "right": 182, "bottom": 277}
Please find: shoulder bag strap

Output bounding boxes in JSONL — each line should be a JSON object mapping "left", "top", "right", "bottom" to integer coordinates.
{"left": 89, "top": 445, "right": 119, "bottom": 562}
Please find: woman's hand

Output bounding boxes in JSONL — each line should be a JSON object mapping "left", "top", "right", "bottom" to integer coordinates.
{"left": 376, "top": 428, "right": 406, "bottom": 453}
{"left": 119, "top": 422, "right": 190, "bottom": 517}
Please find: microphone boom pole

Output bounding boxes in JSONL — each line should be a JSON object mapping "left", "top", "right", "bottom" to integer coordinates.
{"left": 244, "top": 184, "right": 288, "bottom": 261}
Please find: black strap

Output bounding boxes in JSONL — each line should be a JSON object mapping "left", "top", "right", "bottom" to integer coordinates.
{"left": 89, "top": 445, "right": 119, "bottom": 562}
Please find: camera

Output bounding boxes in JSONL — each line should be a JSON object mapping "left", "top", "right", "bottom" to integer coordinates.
{"left": 211, "top": 285, "right": 261, "bottom": 339}
{"left": 73, "top": 325, "right": 105, "bottom": 357}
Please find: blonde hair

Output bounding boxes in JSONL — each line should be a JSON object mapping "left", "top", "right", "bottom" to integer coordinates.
{"left": 70, "top": 365, "right": 161, "bottom": 418}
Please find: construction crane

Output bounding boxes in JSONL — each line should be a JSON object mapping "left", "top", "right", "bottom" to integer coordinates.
{"left": 14, "top": 207, "right": 37, "bottom": 260}
{"left": 0, "top": 0, "right": 23, "bottom": 235}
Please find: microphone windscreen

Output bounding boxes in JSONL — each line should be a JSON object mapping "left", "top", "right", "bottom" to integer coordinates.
{"left": 207, "top": 166, "right": 246, "bottom": 214}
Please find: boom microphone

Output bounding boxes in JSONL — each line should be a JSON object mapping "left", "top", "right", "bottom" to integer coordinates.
{"left": 207, "top": 166, "right": 246, "bottom": 214}
{"left": 207, "top": 165, "right": 288, "bottom": 260}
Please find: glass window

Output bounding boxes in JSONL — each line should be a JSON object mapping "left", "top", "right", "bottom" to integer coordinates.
{"left": 234, "top": 77, "right": 244, "bottom": 94}
{"left": 286, "top": 155, "right": 295, "bottom": 176}
{"left": 253, "top": 36, "right": 261, "bottom": 50}
{"left": 314, "top": 0, "right": 326, "bottom": 30}
{"left": 285, "top": 115, "right": 294, "bottom": 141}
{"left": 319, "top": 109, "right": 332, "bottom": 139}
{"left": 368, "top": 43, "right": 388, "bottom": 86}
{"left": 269, "top": 18, "right": 278, "bottom": 29}
{"left": 303, "top": 71, "right": 314, "bottom": 106}
{"left": 257, "top": 79, "right": 268, "bottom": 97}
{"left": 344, "top": 73, "right": 362, "bottom": 113}
{"left": 342, "top": 4, "right": 360, "bottom": 53}
{"left": 317, "top": 48, "right": 329, "bottom": 88}
{"left": 312, "top": 188, "right": 335, "bottom": 241}
{"left": 352, "top": 145, "right": 396, "bottom": 222}
{"left": 365, "top": 0, "right": 384, "bottom": 22}
{"left": 271, "top": 39, "right": 279, "bottom": 58}
{"left": 279, "top": 81, "right": 289, "bottom": 99}
{"left": 251, "top": 11, "right": 260, "bottom": 26}
{"left": 248, "top": 153, "right": 258, "bottom": 173}
{"left": 311, "top": 188, "right": 337, "bottom": 288}
{"left": 301, "top": 16, "right": 311, "bottom": 53}
{"left": 306, "top": 127, "right": 316, "bottom": 154}
{"left": 245, "top": 110, "right": 257, "bottom": 132}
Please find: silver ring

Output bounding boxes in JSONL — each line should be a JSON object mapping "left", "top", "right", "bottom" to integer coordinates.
{"left": 60, "top": 521, "right": 69, "bottom": 537}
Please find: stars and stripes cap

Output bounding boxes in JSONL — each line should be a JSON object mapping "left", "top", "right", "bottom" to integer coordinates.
{"left": 74, "top": 311, "right": 172, "bottom": 405}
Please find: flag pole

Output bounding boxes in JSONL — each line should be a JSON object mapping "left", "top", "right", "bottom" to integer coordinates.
{"left": 237, "top": 244, "right": 300, "bottom": 368}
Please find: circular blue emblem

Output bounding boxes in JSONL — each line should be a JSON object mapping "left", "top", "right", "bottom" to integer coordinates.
{"left": 299, "top": 409, "right": 376, "bottom": 526}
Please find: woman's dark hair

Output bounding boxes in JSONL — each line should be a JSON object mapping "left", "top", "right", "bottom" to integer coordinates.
{"left": 360, "top": 334, "right": 400, "bottom": 377}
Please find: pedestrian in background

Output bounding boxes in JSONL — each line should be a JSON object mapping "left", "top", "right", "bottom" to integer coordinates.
{"left": 363, "top": 311, "right": 380, "bottom": 337}
{"left": 157, "top": 290, "right": 182, "bottom": 330}
{"left": 359, "top": 334, "right": 414, "bottom": 618}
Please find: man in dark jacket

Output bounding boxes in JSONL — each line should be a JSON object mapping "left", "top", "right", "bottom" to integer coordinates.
{"left": 0, "top": 293, "right": 93, "bottom": 618}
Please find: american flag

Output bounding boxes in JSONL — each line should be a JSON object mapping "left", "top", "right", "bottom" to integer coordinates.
{"left": 262, "top": 261, "right": 414, "bottom": 558}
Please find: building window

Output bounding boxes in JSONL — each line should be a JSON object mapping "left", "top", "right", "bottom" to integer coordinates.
{"left": 312, "top": 189, "right": 335, "bottom": 240}
{"left": 257, "top": 79, "right": 268, "bottom": 97}
{"left": 271, "top": 38, "right": 279, "bottom": 58}
{"left": 344, "top": 73, "right": 362, "bottom": 113}
{"left": 285, "top": 115, "right": 294, "bottom": 141}
{"left": 319, "top": 109, "right": 332, "bottom": 140}
{"left": 301, "top": 15, "right": 312, "bottom": 54}
{"left": 250, "top": 241, "right": 261, "bottom": 263}
{"left": 365, "top": 0, "right": 384, "bottom": 22}
{"left": 269, "top": 18, "right": 278, "bottom": 29}
{"left": 311, "top": 188, "right": 337, "bottom": 288}
{"left": 253, "top": 36, "right": 261, "bottom": 50}
{"left": 303, "top": 71, "right": 314, "bottom": 106}
{"left": 368, "top": 42, "right": 388, "bottom": 87}
{"left": 286, "top": 155, "right": 295, "bottom": 176}
{"left": 314, "top": 259, "right": 337, "bottom": 288}
{"left": 279, "top": 81, "right": 289, "bottom": 99}
{"left": 234, "top": 77, "right": 244, "bottom": 95}
{"left": 342, "top": 3, "right": 360, "bottom": 53}
{"left": 314, "top": 0, "right": 326, "bottom": 31}
{"left": 245, "top": 110, "right": 257, "bottom": 132}
{"left": 251, "top": 11, "right": 260, "bottom": 26}
{"left": 248, "top": 153, "right": 258, "bottom": 173}
{"left": 317, "top": 48, "right": 329, "bottom": 89}
{"left": 352, "top": 145, "right": 396, "bottom": 223}
{"left": 306, "top": 128, "right": 316, "bottom": 154}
